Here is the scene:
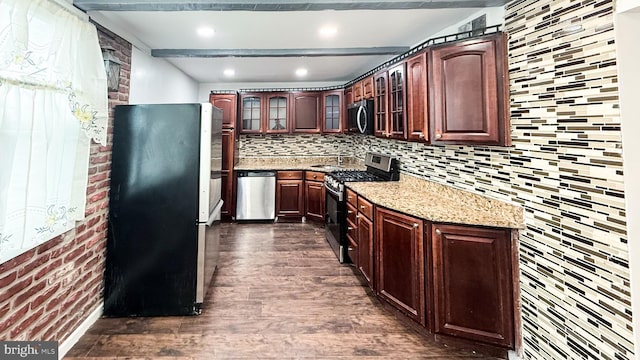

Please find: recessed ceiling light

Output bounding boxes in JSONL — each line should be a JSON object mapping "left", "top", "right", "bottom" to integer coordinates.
{"left": 224, "top": 69, "right": 235, "bottom": 77}
{"left": 295, "top": 68, "right": 308, "bottom": 77}
{"left": 196, "top": 27, "right": 215, "bottom": 37}
{"left": 318, "top": 26, "right": 337, "bottom": 38}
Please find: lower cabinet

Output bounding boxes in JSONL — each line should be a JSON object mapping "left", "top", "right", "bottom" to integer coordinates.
{"left": 357, "top": 212, "right": 374, "bottom": 289}
{"left": 221, "top": 171, "right": 232, "bottom": 218}
{"left": 304, "top": 171, "right": 325, "bottom": 222}
{"left": 375, "top": 207, "right": 426, "bottom": 326}
{"left": 345, "top": 202, "right": 358, "bottom": 266}
{"left": 431, "top": 223, "right": 514, "bottom": 348}
{"left": 276, "top": 171, "right": 304, "bottom": 218}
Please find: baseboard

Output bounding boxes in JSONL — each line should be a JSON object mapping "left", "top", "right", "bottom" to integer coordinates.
{"left": 59, "top": 303, "right": 103, "bottom": 359}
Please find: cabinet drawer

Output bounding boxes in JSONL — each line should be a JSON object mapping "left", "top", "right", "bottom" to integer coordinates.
{"left": 277, "top": 171, "right": 303, "bottom": 180}
{"left": 346, "top": 236, "right": 358, "bottom": 266}
{"left": 346, "top": 219, "right": 357, "bottom": 243}
{"left": 346, "top": 188, "right": 357, "bottom": 207}
{"left": 346, "top": 202, "right": 357, "bottom": 225}
{"left": 357, "top": 197, "right": 374, "bottom": 220}
{"left": 305, "top": 171, "right": 324, "bottom": 182}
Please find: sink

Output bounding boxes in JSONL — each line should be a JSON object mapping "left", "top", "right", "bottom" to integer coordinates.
{"left": 310, "top": 164, "right": 343, "bottom": 170}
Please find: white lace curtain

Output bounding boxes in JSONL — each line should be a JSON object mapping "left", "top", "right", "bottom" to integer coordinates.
{"left": 0, "top": 0, "right": 108, "bottom": 264}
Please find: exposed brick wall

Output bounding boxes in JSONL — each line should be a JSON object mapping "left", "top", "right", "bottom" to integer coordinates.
{"left": 0, "top": 23, "right": 130, "bottom": 343}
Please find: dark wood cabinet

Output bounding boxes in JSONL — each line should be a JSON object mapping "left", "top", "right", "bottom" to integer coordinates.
{"left": 292, "top": 92, "right": 321, "bottom": 133}
{"left": 239, "top": 93, "right": 264, "bottom": 134}
{"left": 353, "top": 76, "right": 374, "bottom": 102}
{"left": 431, "top": 224, "right": 514, "bottom": 348}
{"left": 357, "top": 208, "right": 374, "bottom": 289}
{"left": 343, "top": 87, "right": 353, "bottom": 133}
{"left": 304, "top": 171, "right": 325, "bottom": 222}
{"left": 374, "top": 64, "right": 407, "bottom": 139}
{"left": 210, "top": 93, "right": 238, "bottom": 220}
{"left": 221, "top": 129, "right": 236, "bottom": 219}
{"left": 406, "top": 52, "right": 429, "bottom": 142}
{"left": 321, "top": 90, "right": 343, "bottom": 133}
{"left": 221, "top": 171, "right": 232, "bottom": 217}
{"left": 240, "top": 93, "right": 291, "bottom": 134}
{"left": 387, "top": 63, "right": 407, "bottom": 139}
{"left": 429, "top": 33, "right": 509, "bottom": 145}
{"left": 373, "top": 70, "right": 389, "bottom": 138}
{"left": 345, "top": 189, "right": 358, "bottom": 266}
{"left": 345, "top": 202, "right": 358, "bottom": 266}
{"left": 353, "top": 81, "right": 364, "bottom": 102}
{"left": 276, "top": 171, "right": 304, "bottom": 218}
{"left": 375, "top": 207, "right": 425, "bottom": 326}
{"left": 210, "top": 93, "right": 237, "bottom": 128}
{"left": 362, "top": 76, "right": 374, "bottom": 99}
{"left": 221, "top": 128, "right": 234, "bottom": 172}
{"left": 344, "top": 87, "right": 353, "bottom": 106}
{"left": 266, "top": 93, "right": 290, "bottom": 134}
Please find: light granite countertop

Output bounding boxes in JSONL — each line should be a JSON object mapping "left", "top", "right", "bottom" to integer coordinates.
{"left": 347, "top": 174, "right": 524, "bottom": 229}
{"left": 235, "top": 156, "right": 366, "bottom": 171}
{"left": 234, "top": 157, "right": 523, "bottom": 229}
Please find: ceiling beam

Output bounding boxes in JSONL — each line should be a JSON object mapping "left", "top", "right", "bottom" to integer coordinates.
{"left": 74, "top": 0, "right": 509, "bottom": 11}
{"left": 151, "top": 47, "right": 410, "bottom": 58}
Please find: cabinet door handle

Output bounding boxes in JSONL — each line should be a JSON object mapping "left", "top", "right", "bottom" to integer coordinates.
{"left": 348, "top": 226, "right": 354, "bottom": 231}
{"left": 356, "top": 214, "right": 360, "bottom": 219}
{"left": 413, "top": 223, "right": 419, "bottom": 228}
{"left": 313, "top": 175, "right": 317, "bottom": 179}
{"left": 347, "top": 210, "right": 353, "bottom": 214}
{"left": 360, "top": 205, "right": 365, "bottom": 209}
{"left": 435, "top": 134, "right": 442, "bottom": 139}
{"left": 348, "top": 247, "right": 354, "bottom": 251}
{"left": 435, "top": 229, "right": 441, "bottom": 235}
{"left": 419, "top": 133, "right": 425, "bottom": 139}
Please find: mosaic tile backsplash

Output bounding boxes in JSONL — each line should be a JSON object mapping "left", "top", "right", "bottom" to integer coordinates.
{"left": 238, "top": 1, "right": 632, "bottom": 358}
{"left": 239, "top": 133, "right": 356, "bottom": 158}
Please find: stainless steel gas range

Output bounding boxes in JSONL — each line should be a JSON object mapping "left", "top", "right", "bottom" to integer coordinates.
{"left": 324, "top": 153, "right": 399, "bottom": 263}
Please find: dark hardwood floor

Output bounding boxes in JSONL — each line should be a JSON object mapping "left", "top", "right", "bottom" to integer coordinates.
{"left": 65, "top": 222, "right": 502, "bottom": 359}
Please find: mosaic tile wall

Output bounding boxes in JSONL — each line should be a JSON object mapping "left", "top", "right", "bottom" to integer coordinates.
{"left": 239, "top": 133, "right": 357, "bottom": 158}
{"left": 237, "top": 1, "right": 633, "bottom": 358}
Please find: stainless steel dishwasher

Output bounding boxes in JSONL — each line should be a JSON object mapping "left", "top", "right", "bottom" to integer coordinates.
{"left": 236, "top": 171, "right": 276, "bottom": 220}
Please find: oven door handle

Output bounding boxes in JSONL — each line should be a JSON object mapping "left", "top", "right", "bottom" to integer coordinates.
{"left": 325, "top": 184, "right": 343, "bottom": 201}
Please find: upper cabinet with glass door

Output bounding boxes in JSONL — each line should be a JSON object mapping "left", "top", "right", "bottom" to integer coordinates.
{"left": 266, "top": 93, "right": 290, "bottom": 134}
{"left": 373, "top": 70, "right": 388, "bottom": 138}
{"left": 322, "top": 90, "right": 343, "bottom": 133}
{"left": 373, "top": 63, "right": 407, "bottom": 139}
{"left": 388, "top": 63, "right": 407, "bottom": 139}
{"left": 239, "top": 93, "right": 263, "bottom": 134}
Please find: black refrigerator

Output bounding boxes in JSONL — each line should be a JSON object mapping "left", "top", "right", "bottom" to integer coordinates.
{"left": 105, "top": 103, "right": 223, "bottom": 317}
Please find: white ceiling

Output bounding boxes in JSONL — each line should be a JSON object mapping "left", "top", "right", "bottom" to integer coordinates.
{"left": 77, "top": 2, "right": 506, "bottom": 86}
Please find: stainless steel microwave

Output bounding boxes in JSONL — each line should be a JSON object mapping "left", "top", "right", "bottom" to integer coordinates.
{"left": 347, "top": 99, "right": 374, "bottom": 135}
